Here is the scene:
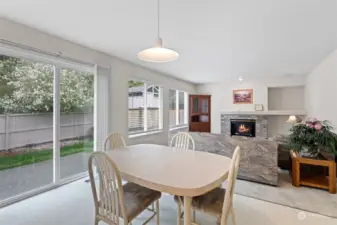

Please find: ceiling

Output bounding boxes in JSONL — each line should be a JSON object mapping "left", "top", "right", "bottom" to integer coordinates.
{"left": 0, "top": 0, "right": 337, "bottom": 84}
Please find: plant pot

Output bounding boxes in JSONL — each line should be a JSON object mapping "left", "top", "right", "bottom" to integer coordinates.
{"left": 300, "top": 148, "right": 319, "bottom": 159}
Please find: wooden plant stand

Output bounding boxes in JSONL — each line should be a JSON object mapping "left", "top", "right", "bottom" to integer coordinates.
{"left": 290, "top": 150, "right": 336, "bottom": 194}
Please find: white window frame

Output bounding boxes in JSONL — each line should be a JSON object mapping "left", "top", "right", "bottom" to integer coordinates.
{"left": 128, "top": 80, "right": 163, "bottom": 136}
{"left": 53, "top": 66, "right": 61, "bottom": 184}
{"left": 0, "top": 42, "right": 99, "bottom": 207}
{"left": 169, "top": 89, "right": 188, "bottom": 130}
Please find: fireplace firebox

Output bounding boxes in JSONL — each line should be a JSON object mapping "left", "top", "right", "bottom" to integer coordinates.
{"left": 230, "top": 119, "right": 256, "bottom": 137}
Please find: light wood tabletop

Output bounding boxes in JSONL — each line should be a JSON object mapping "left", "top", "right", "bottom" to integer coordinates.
{"left": 106, "top": 144, "right": 232, "bottom": 225}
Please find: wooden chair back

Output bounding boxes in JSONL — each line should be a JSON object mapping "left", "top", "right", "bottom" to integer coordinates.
{"left": 220, "top": 146, "right": 241, "bottom": 225}
{"left": 170, "top": 132, "right": 195, "bottom": 151}
{"left": 104, "top": 132, "right": 126, "bottom": 151}
{"left": 88, "top": 152, "right": 127, "bottom": 225}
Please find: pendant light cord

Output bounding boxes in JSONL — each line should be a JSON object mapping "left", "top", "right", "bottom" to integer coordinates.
{"left": 157, "top": 0, "right": 160, "bottom": 38}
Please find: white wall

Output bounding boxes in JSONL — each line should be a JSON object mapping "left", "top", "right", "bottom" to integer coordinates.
{"left": 0, "top": 18, "right": 111, "bottom": 68}
{"left": 267, "top": 115, "right": 294, "bottom": 137}
{"left": 268, "top": 87, "right": 305, "bottom": 110}
{"left": 0, "top": 18, "right": 196, "bottom": 146}
{"left": 306, "top": 49, "right": 337, "bottom": 128}
{"left": 196, "top": 76, "right": 306, "bottom": 134}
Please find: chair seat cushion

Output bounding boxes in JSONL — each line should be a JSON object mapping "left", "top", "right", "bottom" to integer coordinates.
{"left": 123, "top": 182, "right": 161, "bottom": 221}
{"left": 174, "top": 187, "right": 225, "bottom": 216}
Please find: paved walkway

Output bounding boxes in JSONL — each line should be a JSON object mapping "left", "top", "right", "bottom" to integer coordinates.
{"left": 0, "top": 152, "right": 90, "bottom": 201}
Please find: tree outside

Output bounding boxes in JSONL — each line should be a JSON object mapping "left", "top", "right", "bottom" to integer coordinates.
{"left": 0, "top": 55, "right": 94, "bottom": 171}
{"left": 0, "top": 55, "right": 94, "bottom": 114}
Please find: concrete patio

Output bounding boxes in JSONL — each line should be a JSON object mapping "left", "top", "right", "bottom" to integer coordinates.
{"left": 0, "top": 152, "right": 90, "bottom": 201}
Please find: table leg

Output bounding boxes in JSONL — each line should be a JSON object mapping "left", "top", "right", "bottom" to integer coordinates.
{"left": 292, "top": 159, "right": 300, "bottom": 187}
{"left": 329, "top": 163, "right": 336, "bottom": 194}
{"left": 184, "top": 196, "right": 192, "bottom": 225}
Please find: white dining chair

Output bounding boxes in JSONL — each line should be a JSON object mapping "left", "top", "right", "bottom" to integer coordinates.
{"left": 103, "top": 132, "right": 158, "bottom": 210}
{"left": 104, "top": 132, "right": 126, "bottom": 151}
{"left": 88, "top": 152, "right": 161, "bottom": 225}
{"left": 170, "top": 132, "right": 195, "bottom": 151}
{"left": 85, "top": 132, "right": 126, "bottom": 182}
{"left": 174, "top": 146, "right": 241, "bottom": 225}
{"left": 170, "top": 132, "right": 196, "bottom": 221}
{"left": 103, "top": 132, "right": 159, "bottom": 208}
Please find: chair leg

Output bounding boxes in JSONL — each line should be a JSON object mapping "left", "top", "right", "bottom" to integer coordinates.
{"left": 177, "top": 201, "right": 181, "bottom": 225}
{"left": 216, "top": 219, "right": 220, "bottom": 225}
{"left": 156, "top": 200, "right": 160, "bottom": 225}
{"left": 192, "top": 210, "right": 196, "bottom": 222}
{"left": 230, "top": 207, "right": 236, "bottom": 225}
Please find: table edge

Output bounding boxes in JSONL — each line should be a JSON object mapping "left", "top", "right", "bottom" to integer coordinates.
{"left": 121, "top": 171, "right": 229, "bottom": 197}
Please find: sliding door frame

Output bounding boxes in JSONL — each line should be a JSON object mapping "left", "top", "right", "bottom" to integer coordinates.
{"left": 0, "top": 41, "right": 109, "bottom": 208}
{"left": 53, "top": 66, "right": 61, "bottom": 184}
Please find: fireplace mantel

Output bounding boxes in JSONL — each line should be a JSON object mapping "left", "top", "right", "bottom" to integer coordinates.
{"left": 221, "top": 110, "right": 306, "bottom": 116}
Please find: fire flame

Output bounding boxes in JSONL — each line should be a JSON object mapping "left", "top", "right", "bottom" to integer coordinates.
{"left": 238, "top": 124, "right": 249, "bottom": 133}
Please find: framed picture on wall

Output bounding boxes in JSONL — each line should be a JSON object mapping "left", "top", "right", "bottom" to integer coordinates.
{"left": 233, "top": 89, "right": 253, "bottom": 104}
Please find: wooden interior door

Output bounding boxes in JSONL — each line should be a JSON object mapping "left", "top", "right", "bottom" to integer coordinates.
{"left": 189, "top": 95, "right": 211, "bottom": 132}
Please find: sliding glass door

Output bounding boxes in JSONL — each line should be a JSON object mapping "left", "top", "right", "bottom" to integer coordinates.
{"left": 0, "top": 53, "right": 96, "bottom": 203}
{"left": 0, "top": 55, "right": 54, "bottom": 200}
{"left": 59, "top": 68, "right": 94, "bottom": 180}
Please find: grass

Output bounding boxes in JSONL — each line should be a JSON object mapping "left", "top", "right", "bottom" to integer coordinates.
{"left": 0, "top": 141, "right": 93, "bottom": 171}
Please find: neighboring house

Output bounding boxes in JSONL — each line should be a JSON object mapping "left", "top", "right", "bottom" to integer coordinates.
{"left": 128, "top": 85, "right": 160, "bottom": 109}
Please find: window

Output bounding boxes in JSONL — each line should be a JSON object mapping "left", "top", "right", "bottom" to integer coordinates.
{"left": 0, "top": 54, "right": 95, "bottom": 202}
{"left": 168, "top": 90, "right": 177, "bottom": 127}
{"left": 179, "top": 91, "right": 185, "bottom": 125}
{"left": 128, "top": 80, "right": 162, "bottom": 134}
{"left": 0, "top": 55, "right": 54, "bottom": 200}
{"left": 60, "top": 68, "right": 94, "bottom": 180}
{"left": 169, "top": 89, "right": 188, "bottom": 128}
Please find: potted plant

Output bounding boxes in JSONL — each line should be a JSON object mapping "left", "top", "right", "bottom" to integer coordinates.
{"left": 288, "top": 117, "right": 337, "bottom": 159}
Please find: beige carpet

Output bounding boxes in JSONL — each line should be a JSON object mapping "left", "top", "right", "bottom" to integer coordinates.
{"left": 1, "top": 178, "right": 336, "bottom": 225}
{"left": 233, "top": 170, "right": 337, "bottom": 218}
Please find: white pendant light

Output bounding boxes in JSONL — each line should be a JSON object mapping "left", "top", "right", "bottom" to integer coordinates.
{"left": 138, "top": 0, "right": 179, "bottom": 62}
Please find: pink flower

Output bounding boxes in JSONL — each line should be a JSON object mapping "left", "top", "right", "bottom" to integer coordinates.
{"left": 309, "top": 117, "right": 318, "bottom": 123}
{"left": 306, "top": 123, "right": 314, "bottom": 128}
{"left": 314, "top": 122, "right": 322, "bottom": 131}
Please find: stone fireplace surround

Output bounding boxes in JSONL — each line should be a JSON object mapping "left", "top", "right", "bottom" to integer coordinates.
{"left": 169, "top": 129, "right": 279, "bottom": 186}
{"left": 222, "top": 114, "right": 268, "bottom": 138}
{"left": 168, "top": 112, "right": 306, "bottom": 185}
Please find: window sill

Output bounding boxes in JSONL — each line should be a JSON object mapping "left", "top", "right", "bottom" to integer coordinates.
{"left": 129, "top": 130, "right": 164, "bottom": 139}
{"left": 169, "top": 125, "right": 188, "bottom": 131}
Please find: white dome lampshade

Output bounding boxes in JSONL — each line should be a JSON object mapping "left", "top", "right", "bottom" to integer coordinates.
{"left": 286, "top": 115, "right": 300, "bottom": 124}
{"left": 138, "top": 38, "right": 179, "bottom": 63}
{"left": 138, "top": 0, "right": 179, "bottom": 63}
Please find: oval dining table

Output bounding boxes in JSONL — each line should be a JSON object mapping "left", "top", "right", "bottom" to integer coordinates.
{"left": 105, "top": 144, "right": 232, "bottom": 225}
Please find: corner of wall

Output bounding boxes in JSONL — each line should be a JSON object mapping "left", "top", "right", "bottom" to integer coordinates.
{"left": 305, "top": 49, "right": 337, "bottom": 128}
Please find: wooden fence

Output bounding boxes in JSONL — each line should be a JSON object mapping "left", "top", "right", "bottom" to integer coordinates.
{"left": 0, "top": 109, "right": 185, "bottom": 151}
